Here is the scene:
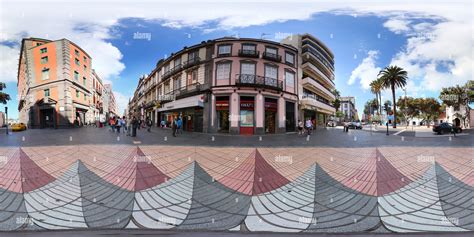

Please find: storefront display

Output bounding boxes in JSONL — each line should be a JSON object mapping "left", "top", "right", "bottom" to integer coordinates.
{"left": 240, "top": 96, "right": 254, "bottom": 135}
{"left": 264, "top": 98, "right": 277, "bottom": 133}
{"left": 216, "top": 96, "right": 230, "bottom": 132}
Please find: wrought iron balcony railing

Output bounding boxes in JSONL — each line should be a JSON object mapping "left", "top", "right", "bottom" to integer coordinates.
{"left": 238, "top": 49, "right": 259, "bottom": 58}
{"left": 262, "top": 52, "right": 282, "bottom": 62}
{"left": 235, "top": 74, "right": 283, "bottom": 91}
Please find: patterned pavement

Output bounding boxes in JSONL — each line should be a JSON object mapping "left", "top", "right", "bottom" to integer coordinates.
{"left": 0, "top": 145, "right": 472, "bottom": 233}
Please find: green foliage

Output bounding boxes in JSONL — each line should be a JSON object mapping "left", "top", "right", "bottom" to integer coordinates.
{"left": 0, "top": 82, "right": 11, "bottom": 105}
{"left": 378, "top": 65, "right": 408, "bottom": 128}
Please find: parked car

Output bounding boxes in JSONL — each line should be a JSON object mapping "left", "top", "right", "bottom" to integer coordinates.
{"left": 432, "top": 123, "right": 462, "bottom": 135}
{"left": 347, "top": 122, "right": 362, "bottom": 129}
{"left": 11, "top": 123, "right": 27, "bottom": 132}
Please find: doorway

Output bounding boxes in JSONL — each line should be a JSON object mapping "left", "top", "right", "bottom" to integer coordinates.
{"left": 40, "top": 108, "right": 55, "bottom": 128}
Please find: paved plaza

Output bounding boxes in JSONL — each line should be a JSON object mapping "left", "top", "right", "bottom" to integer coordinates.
{"left": 0, "top": 127, "right": 472, "bottom": 235}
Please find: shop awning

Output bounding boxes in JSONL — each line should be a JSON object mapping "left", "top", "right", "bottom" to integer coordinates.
{"left": 157, "top": 94, "right": 204, "bottom": 112}
{"left": 74, "top": 102, "right": 89, "bottom": 110}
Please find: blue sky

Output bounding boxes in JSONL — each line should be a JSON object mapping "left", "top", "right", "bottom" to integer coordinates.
{"left": 1, "top": 1, "right": 472, "bottom": 120}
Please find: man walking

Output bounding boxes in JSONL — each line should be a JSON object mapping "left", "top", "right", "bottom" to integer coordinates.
{"left": 305, "top": 118, "right": 312, "bottom": 135}
{"left": 131, "top": 116, "right": 138, "bottom": 137}
{"left": 146, "top": 117, "right": 152, "bottom": 132}
{"left": 172, "top": 117, "right": 177, "bottom": 137}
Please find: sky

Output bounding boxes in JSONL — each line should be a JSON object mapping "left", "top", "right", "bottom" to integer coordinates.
{"left": 0, "top": 0, "right": 472, "bottom": 119}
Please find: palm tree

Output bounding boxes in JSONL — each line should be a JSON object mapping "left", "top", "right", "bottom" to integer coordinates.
{"left": 378, "top": 66, "right": 408, "bottom": 128}
{"left": 0, "top": 82, "right": 11, "bottom": 104}
{"left": 369, "top": 78, "right": 384, "bottom": 115}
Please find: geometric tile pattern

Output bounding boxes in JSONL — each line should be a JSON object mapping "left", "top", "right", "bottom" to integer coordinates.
{"left": 0, "top": 146, "right": 472, "bottom": 233}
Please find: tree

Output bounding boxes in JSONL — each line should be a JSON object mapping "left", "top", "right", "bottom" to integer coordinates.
{"left": 0, "top": 82, "right": 11, "bottom": 104}
{"left": 439, "top": 82, "right": 473, "bottom": 127}
{"left": 379, "top": 65, "right": 408, "bottom": 128}
{"left": 419, "top": 98, "right": 441, "bottom": 127}
{"left": 331, "top": 89, "right": 341, "bottom": 112}
{"left": 370, "top": 78, "right": 384, "bottom": 115}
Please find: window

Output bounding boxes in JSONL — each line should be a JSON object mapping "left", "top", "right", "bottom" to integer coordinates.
{"left": 216, "top": 62, "right": 231, "bottom": 80}
{"left": 41, "top": 68, "right": 50, "bottom": 80}
{"left": 74, "top": 71, "right": 79, "bottom": 80}
{"left": 36, "top": 43, "right": 42, "bottom": 46}
{"left": 84, "top": 94, "right": 87, "bottom": 101}
{"left": 76, "top": 90, "right": 80, "bottom": 98}
{"left": 40, "top": 47, "right": 47, "bottom": 54}
{"left": 174, "top": 57, "right": 181, "bottom": 68}
{"left": 74, "top": 49, "right": 79, "bottom": 56}
{"left": 173, "top": 78, "right": 181, "bottom": 90}
{"left": 84, "top": 65, "right": 87, "bottom": 71}
{"left": 242, "top": 44, "right": 256, "bottom": 51}
{"left": 83, "top": 56, "right": 87, "bottom": 62}
{"left": 218, "top": 45, "right": 231, "bottom": 56}
{"left": 83, "top": 77, "right": 87, "bottom": 86}
{"left": 41, "top": 56, "right": 48, "bottom": 64}
{"left": 265, "top": 64, "right": 278, "bottom": 79}
{"left": 75, "top": 58, "right": 80, "bottom": 66}
{"left": 285, "top": 71, "right": 295, "bottom": 87}
{"left": 188, "top": 51, "right": 198, "bottom": 61}
{"left": 265, "top": 47, "right": 278, "bottom": 55}
{"left": 285, "top": 52, "right": 295, "bottom": 65}
{"left": 44, "top": 89, "right": 50, "bottom": 97}
{"left": 241, "top": 62, "right": 255, "bottom": 75}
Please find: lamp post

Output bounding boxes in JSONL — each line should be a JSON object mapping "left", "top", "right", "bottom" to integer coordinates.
{"left": 384, "top": 102, "right": 389, "bottom": 136}
{"left": 5, "top": 107, "right": 8, "bottom": 135}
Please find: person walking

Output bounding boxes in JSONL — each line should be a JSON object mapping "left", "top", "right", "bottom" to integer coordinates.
{"left": 305, "top": 118, "right": 312, "bottom": 135}
{"left": 126, "top": 117, "right": 131, "bottom": 136}
{"left": 146, "top": 117, "right": 152, "bottom": 132}
{"left": 298, "top": 120, "right": 304, "bottom": 135}
{"left": 172, "top": 117, "right": 177, "bottom": 137}
{"left": 109, "top": 117, "right": 115, "bottom": 132}
{"left": 131, "top": 116, "right": 138, "bottom": 137}
{"left": 116, "top": 117, "right": 121, "bottom": 133}
{"left": 177, "top": 117, "right": 183, "bottom": 134}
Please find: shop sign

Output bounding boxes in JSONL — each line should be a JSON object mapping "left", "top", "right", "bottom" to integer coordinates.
{"left": 240, "top": 102, "right": 254, "bottom": 109}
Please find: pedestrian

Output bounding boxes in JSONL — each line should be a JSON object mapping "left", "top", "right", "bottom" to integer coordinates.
{"left": 172, "top": 117, "right": 177, "bottom": 137}
{"left": 177, "top": 117, "right": 183, "bottom": 134}
{"left": 126, "top": 117, "right": 131, "bottom": 136}
{"left": 116, "top": 117, "right": 121, "bottom": 133}
{"left": 109, "top": 117, "right": 115, "bottom": 132}
{"left": 160, "top": 119, "right": 166, "bottom": 128}
{"left": 138, "top": 119, "right": 142, "bottom": 130}
{"left": 146, "top": 117, "right": 152, "bottom": 132}
{"left": 131, "top": 116, "right": 138, "bottom": 137}
{"left": 298, "top": 120, "right": 304, "bottom": 135}
{"left": 305, "top": 118, "right": 312, "bottom": 135}
{"left": 121, "top": 116, "right": 127, "bottom": 134}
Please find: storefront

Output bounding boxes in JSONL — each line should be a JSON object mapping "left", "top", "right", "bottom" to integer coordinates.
{"left": 216, "top": 96, "right": 230, "bottom": 132}
{"left": 264, "top": 98, "right": 277, "bottom": 133}
{"left": 157, "top": 94, "right": 205, "bottom": 132}
{"left": 239, "top": 96, "right": 254, "bottom": 135}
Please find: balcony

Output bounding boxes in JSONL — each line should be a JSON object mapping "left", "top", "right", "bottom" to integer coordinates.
{"left": 238, "top": 49, "right": 259, "bottom": 58}
{"left": 175, "top": 82, "right": 211, "bottom": 100}
{"left": 301, "top": 94, "right": 336, "bottom": 114}
{"left": 161, "top": 57, "right": 201, "bottom": 81}
{"left": 235, "top": 74, "right": 283, "bottom": 91}
{"left": 262, "top": 52, "right": 281, "bottom": 62}
{"left": 302, "top": 77, "right": 335, "bottom": 101}
{"left": 302, "top": 62, "right": 334, "bottom": 87}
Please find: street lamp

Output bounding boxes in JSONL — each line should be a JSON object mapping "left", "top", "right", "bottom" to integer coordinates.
{"left": 4, "top": 107, "right": 8, "bottom": 135}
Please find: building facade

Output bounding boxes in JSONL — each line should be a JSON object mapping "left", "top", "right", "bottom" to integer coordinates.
{"left": 103, "top": 84, "right": 118, "bottom": 119}
{"left": 129, "top": 35, "right": 337, "bottom": 134}
{"left": 17, "top": 38, "right": 101, "bottom": 128}
{"left": 340, "top": 96, "right": 357, "bottom": 121}
{"left": 282, "top": 34, "right": 336, "bottom": 127}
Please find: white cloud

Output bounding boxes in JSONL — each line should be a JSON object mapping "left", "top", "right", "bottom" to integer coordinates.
{"left": 0, "top": 0, "right": 471, "bottom": 97}
{"left": 348, "top": 50, "right": 381, "bottom": 90}
{"left": 113, "top": 90, "right": 130, "bottom": 116}
{"left": 383, "top": 18, "right": 411, "bottom": 34}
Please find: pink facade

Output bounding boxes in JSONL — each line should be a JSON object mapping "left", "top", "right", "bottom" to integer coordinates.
{"left": 209, "top": 38, "right": 298, "bottom": 135}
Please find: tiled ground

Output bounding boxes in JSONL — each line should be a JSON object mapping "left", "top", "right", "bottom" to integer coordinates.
{"left": 0, "top": 145, "right": 472, "bottom": 233}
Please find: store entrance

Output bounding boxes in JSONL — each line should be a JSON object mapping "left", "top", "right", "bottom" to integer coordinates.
{"left": 216, "top": 96, "right": 230, "bottom": 133}
{"left": 264, "top": 98, "right": 277, "bottom": 133}
{"left": 239, "top": 96, "right": 254, "bottom": 135}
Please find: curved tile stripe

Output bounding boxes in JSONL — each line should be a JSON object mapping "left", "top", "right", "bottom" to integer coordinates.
{"left": 244, "top": 164, "right": 315, "bottom": 232}
{"left": 305, "top": 164, "right": 381, "bottom": 232}
{"left": 378, "top": 165, "right": 466, "bottom": 232}
{"left": 0, "top": 146, "right": 472, "bottom": 233}
{"left": 436, "top": 163, "right": 474, "bottom": 230}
